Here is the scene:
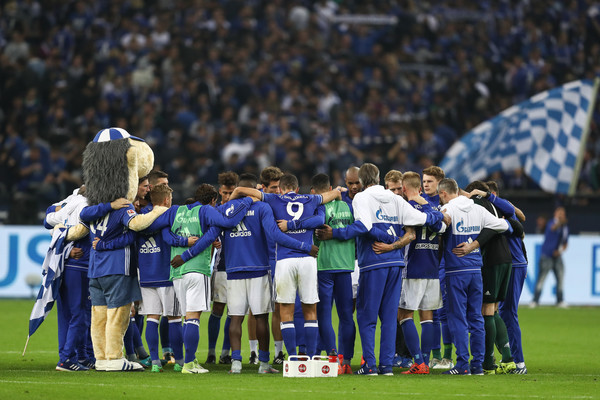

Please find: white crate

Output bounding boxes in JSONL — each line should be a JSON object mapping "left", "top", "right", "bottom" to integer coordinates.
{"left": 311, "top": 355, "right": 338, "bottom": 378}
{"left": 283, "top": 355, "right": 339, "bottom": 378}
{"left": 283, "top": 356, "right": 312, "bottom": 377}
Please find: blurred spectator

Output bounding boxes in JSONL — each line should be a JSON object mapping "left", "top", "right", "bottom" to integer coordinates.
{"left": 1, "top": 0, "right": 600, "bottom": 222}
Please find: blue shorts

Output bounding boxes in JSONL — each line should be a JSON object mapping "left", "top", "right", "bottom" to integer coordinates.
{"left": 89, "top": 274, "right": 142, "bottom": 308}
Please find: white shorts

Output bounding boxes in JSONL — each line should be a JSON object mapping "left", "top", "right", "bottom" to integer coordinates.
{"left": 351, "top": 261, "right": 359, "bottom": 299}
{"left": 275, "top": 257, "right": 319, "bottom": 304}
{"left": 212, "top": 270, "right": 228, "bottom": 304}
{"left": 399, "top": 278, "right": 442, "bottom": 311}
{"left": 173, "top": 272, "right": 211, "bottom": 313}
{"left": 227, "top": 274, "right": 273, "bottom": 316}
{"left": 139, "top": 286, "right": 182, "bottom": 317}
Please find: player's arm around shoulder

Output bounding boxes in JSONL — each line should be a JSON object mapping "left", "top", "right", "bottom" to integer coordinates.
{"left": 320, "top": 188, "right": 342, "bottom": 204}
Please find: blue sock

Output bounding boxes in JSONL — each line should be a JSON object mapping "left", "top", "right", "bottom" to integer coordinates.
{"left": 420, "top": 320, "right": 434, "bottom": 366}
{"left": 183, "top": 319, "right": 199, "bottom": 363}
{"left": 401, "top": 318, "right": 423, "bottom": 364}
{"left": 124, "top": 318, "right": 136, "bottom": 357}
{"left": 145, "top": 318, "right": 160, "bottom": 361}
{"left": 169, "top": 319, "right": 184, "bottom": 362}
{"left": 222, "top": 316, "right": 231, "bottom": 352}
{"left": 231, "top": 349, "right": 242, "bottom": 361}
{"left": 208, "top": 313, "right": 221, "bottom": 352}
{"left": 159, "top": 317, "right": 170, "bottom": 351}
{"left": 280, "top": 321, "right": 297, "bottom": 356}
{"left": 304, "top": 320, "right": 319, "bottom": 357}
{"left": 258, "top": 349, "right": 270, "bottom": 363}
{"left": 293, "top": 295, "right": 305, "bottom": 352}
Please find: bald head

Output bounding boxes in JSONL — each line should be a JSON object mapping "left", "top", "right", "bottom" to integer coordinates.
{"left": 345, "top": 166, "right": 362, "bottom": 199}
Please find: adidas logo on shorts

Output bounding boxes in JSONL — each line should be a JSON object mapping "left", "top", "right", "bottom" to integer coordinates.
{"left": 140, "top": 237, "right": 161, "bottom": 254}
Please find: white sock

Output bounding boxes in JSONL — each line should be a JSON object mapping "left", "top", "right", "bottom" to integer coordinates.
{"left": 274, "top": 340, "right": 283, "bottom": 354}
{"left": 517, "top": 362, "right": 525, "bottom": 368}
{"left": 221, "top": 349, "right": 230, "bottom": 358}
{"left": 249, "top": 340, "right": 258, "bottom": 353}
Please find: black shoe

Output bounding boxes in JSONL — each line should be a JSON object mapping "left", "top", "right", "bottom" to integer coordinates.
{"left": 205, "top": 354, "right": 216, "bottom": 364}
{"left": 273, "top": 351, "right": 285, "bottom": 365}
{"left": 249, "top": 351, "right": 258, "bottom": 365}
{"left": 219, "top": 355, "right": 232, "bottom": 364}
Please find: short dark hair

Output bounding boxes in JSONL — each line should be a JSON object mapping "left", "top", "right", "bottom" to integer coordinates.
{"left": 279, "top": 174, "right": 299, "bottom": 192}
{"left": 465, "top": 180, "right": 490, "bottom": 193}
{"left": 184, "top": 197, "right": 195, "bottom": 205}
{"left": 194, "top": 184, "right": 218, "bottom": 205}
{"left": 260, "top": 166, "right": 284, "bottom": 186}
{"left": 486, "top": 180, "right": 499, "bottom": 195}
{"left": 238, "top": 173, "right": 258, "bottom": 189}
{"left": 218, "top": 171, "right": 239, "bottom": 187}
{"left": 138, "top": 175, "right": 149, "bottom": 184}
{"left": 147, "top": 170, "right": 168, "bottom": 186}
{"left": 311, "top": 173, "right": 330, "bottom": 193}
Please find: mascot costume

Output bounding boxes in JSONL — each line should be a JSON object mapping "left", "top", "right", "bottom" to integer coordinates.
{"left": 67, "top": 128, "right": 167, "bottom": 371}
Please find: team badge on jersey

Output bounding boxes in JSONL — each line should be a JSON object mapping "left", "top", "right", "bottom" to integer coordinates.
{"left": 127, "top": 209, "right": 136, "bottom": 216}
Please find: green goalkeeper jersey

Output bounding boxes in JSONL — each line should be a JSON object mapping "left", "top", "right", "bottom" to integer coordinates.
{"left": 315, "top": 200, "right": 355, "bottom": 272}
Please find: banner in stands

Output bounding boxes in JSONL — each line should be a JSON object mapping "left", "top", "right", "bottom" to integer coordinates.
{"left": 1, "top": 227, "right": 599, "bottom": 305}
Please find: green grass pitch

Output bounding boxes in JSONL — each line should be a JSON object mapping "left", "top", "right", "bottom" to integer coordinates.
{"left": 0, "top": 299, "right": 598, "bottom": 400}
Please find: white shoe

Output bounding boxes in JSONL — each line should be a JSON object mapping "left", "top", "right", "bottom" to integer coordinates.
{"left": 258, "top": 361, "right": 279, "bottom": 374}
{"left": 529, "top": 301, "right": 538, "bottom": 308}
{"left": 105, "top": 358, "right": 144, "bottom": 372}
{"left": 95, "top": 360, "right": 107, "bottom": 372}
{"left": 229, "top": 360, "right": 242, "bottom": 374}
{"left": 438, "top": 358, "right": 454, "bottom": 369}
{"left": 557, "top": 301, "right": 568, "bottom": 309}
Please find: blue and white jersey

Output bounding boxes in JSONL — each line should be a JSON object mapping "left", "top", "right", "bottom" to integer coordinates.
{"left": 333, "top": 185, "right": 442, "bottom": 272}
{"left": 80, "top": 202, "right": 138, "bottom": 278}
{"left": 403, "top": 200, "right": 444, "bottom": 279}
{"left": 222, "top": 201, "right": 312, "bottom": 277}
{"left": 506, "top": 220, "right": 527, "bottom": 268}
{"left": 44, "top": 190, "right": 91, "bottom": 271}
{"left": 262, "top": 191, "right": 323, "bottom": 260}
{"left": 442, "top": 196, "right": 510, "bottom": 275}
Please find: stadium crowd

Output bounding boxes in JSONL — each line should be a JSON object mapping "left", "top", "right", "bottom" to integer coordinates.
{"left": 2, "top": 0, "right": 600, "bottom": 224}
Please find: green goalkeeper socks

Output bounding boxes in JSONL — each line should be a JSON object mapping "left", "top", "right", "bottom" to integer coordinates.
{"left": 494, "top": 312, "right": 513, "bottom": 363}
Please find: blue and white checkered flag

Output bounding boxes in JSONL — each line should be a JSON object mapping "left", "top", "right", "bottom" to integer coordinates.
{"left": 440, "top": 79, "right": 598, "bottom": 194}
{"left": 23, "top": 227, "right": 73, "bottom": 355}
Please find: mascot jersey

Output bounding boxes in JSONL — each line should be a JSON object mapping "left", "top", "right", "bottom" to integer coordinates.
{"left": 81, "top": 202, "right": 138, "bottom": 278}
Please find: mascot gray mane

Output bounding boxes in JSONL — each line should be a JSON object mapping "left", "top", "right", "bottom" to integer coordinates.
{"left": 83, "top": 139, "right": 132, "bottom": 205}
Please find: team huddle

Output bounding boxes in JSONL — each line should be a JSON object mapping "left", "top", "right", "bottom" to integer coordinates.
{"left": 46, "top": 162, "right": 528, "bottom": 376}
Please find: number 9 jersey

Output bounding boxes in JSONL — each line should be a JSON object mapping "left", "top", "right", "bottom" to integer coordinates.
{"left": 262, "top": 191, "right": 323, "bottom": 260}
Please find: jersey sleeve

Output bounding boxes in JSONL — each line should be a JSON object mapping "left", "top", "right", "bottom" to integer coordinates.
{"left": 161, "top": 227, "right": 190, "bottom": 247}
{"left": 143, "top": 205, "right": 177, "bottom": 233}
{"left": 181, "top": 226, "right": 220, "bottom": 262}
{"left": 352, "top": 195, "right": 373, "bottom": 230}
{"left": 479, "top": 205, "right": 510, "bottom": 233}
{"left": 397, "top": 196, "right": 428, "bottom": 226}
{"left": 332, "top": 220, "right": 369, "bottom": 240}
{"left": 95, "top": 230, "right": 138, "bottom": 251}
{"left": 488, "top": 193, "right": 515, "bottom": 218}
{"left": 120, "top": 204, "right": 138, "bottom": 226}
{"left": 261, "top": 204, "right": 312, "bottom": 253}
{"left": 80, "top": 202, "right": 113, "bottom": 222}
{"left": 44, "top": 205, "right": 58, "bottom": 229}
{"left": 204, "top": 198, "right": 251, "bottom": 229}
{"left": 368, "top": 226, "right": 397, "bottom": 243}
